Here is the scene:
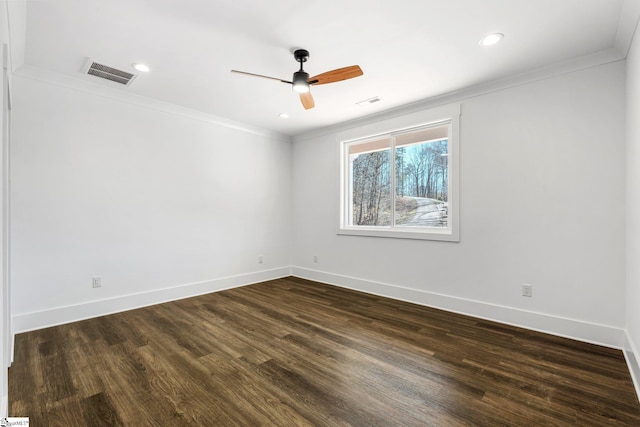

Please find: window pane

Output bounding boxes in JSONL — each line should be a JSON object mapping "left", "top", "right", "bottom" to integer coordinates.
{"left": 395, "top": 135, "right": 448, "bottom": 228}
{"left": 349, "top": 138, "right": 391, "bottom": 226}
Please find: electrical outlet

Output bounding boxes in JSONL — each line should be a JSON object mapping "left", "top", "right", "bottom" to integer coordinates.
{"left": 258, "top": 255, "right": 263, "bottom": 264}
{"left": 92, "top": 276, "right": 102, "bottom": 288}
{"left": 522, "top": 283, "right": 532, "bottom": 297}
{"left": 313, "top": 255, "right": 318, "bottom": 263}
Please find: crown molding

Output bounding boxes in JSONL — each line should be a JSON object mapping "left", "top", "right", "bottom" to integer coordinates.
{"left": 293, "top": 48, "right": 624, "bottom": 142}
{"left": 13, "top": 64, "right": 291, "bottom": 143}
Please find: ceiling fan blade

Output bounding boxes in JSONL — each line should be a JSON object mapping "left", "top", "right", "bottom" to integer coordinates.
{"left": 300, "top": 92, "right": 315, "bottom": 110}
{"left": 231, "top": 70, "right": 292, "bottom": 84}
{"left": 308, "top": 65, "right": 363, "bottom": 85}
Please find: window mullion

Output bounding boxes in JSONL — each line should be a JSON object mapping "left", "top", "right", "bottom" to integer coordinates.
{"left": 390, "top": 136, "right": 396, "bottom": 229}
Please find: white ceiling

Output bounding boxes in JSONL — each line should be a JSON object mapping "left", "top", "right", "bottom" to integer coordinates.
{"left": 9, "top": 0, "right": 639, "bottom": 136}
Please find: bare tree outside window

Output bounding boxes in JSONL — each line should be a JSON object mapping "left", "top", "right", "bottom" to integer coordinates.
{"left": 395, "top": 139, "right": 448, "bottom": 228}
{"left": 351, "top": 149, "right": 391, "bottom": 226}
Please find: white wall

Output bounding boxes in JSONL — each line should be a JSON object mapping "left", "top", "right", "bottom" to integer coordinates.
{"left": 0, "top": 0, "right": 8, "bottom": 416}
{"left": 292, "top": 61, "right": 627, "bottom": 346}
{"left": 10, "top": 75, "right": 292, "bottom": 331}
{"left": 0, "top": 0, "right": 17, "bottom": 415}
{"left": 626, "top": 17, "right": 640, "bottom": 395}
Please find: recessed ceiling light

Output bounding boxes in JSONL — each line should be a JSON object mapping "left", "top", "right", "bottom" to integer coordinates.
{"left": 132, "top": 63, "right": 151, "bottom": 73}
{"left": 479, "top": 33, "right": 504, "bottom": 46}
{"left": 279, "top": 113, "right": 289, "bottom": 119}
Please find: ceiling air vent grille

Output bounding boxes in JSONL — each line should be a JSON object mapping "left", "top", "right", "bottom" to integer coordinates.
{"left": 85, "top": 61, "right": 136, "bottom": 85}
{"left": 356, "top": 96, "right": 381, "bottom": 107}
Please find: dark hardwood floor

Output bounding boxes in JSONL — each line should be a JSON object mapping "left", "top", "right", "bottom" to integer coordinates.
{"left": 9, "top": 277, "right": 640, "bottom": 426}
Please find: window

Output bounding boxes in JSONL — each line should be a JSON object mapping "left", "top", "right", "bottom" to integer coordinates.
{"left": 339, "top": 105, "right": 459, "bottom": 241}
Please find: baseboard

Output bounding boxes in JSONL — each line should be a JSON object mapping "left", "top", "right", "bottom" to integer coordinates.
{"left": 624, "top": 331, "right": 640, "bottom": 403}
{"left": 11, "top": 265, "right": 627, "bottom": 351}
{"left": 12, "top": 267, "right": 292, "bottom": 335}
{"left": 292, "top": 267, "right": 625, "bottom": 349}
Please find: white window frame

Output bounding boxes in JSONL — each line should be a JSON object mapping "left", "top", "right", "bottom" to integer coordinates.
{"left": 338, "top": 104, "right": 460, "bottom": 242}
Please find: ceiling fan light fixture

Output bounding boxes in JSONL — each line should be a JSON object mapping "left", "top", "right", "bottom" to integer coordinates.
{"left": 292, "top": 82, "right": 309, "bottom": 93}
{"left": 292, "top": 71, "right": 310, "bottom": 93}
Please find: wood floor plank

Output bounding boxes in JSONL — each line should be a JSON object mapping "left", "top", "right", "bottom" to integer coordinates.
{"left": 9, "top": 277, "right": 640, "bottom": 426}
{"left": 81, "top": 393, "right": 124, "bottom": 426}
{"left": 46, "top": 398, "right": 87, "bottom": 427}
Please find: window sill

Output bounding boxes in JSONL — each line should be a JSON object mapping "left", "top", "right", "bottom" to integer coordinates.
{"left": 337, "top": 227, "right": 459, "bottom": 242}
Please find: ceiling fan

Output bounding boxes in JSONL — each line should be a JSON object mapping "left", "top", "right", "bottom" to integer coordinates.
{"left": 231, "top": 49, "right": 363, "bottom": 110}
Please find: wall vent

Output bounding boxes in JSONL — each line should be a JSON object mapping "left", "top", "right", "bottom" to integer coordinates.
{"left": 83, "top": 60, "right": 137, "bottom": 86}
{"left": 356, "top": 96, "right": 381, "bottom": 106}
